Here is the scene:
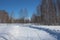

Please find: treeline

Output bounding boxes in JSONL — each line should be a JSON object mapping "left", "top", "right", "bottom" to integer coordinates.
{"left": 0, "top": 0, "right": 60, "bottom": 25}
{"left": 0, "top": 8, "right": 29, "bottom": 23}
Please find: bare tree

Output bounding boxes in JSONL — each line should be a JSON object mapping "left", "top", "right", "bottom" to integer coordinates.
{"left": 19, "top": 8, "right": 28, "bottom": 23}
{"left": 56, "top": 0, "right": 60, "bottom": 24}
{"left": 40, "top": 0, "right": 56, "bottom": 25}
{"left": 23, "top": 8, "right": 28, "bottom": 19}
{"left": 10, "top": 10, "right": 14, "bottom": 23}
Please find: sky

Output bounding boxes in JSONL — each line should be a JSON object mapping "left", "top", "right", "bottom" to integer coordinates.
{"left": 0, "top": 0, "right": 41, "bottom": 19}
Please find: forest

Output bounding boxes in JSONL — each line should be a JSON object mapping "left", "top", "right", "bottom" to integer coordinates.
{"left": 0, "top": 0, "right": 60, "bottom": 25}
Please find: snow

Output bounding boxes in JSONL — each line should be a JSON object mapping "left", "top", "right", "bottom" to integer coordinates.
{"left": 30, "top": 24, "right": 60, "bottom": 30}
{"left": 0, "top": 24, "right": 59, "bottom": 40}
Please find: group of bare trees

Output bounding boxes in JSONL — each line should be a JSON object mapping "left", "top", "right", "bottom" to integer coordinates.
{"left": 0, "top": 10, "right": 11, "bottom": 23}
{"left": 0, "top": 8, "right": 29, "bottom": 23}
{"left": 31, "top": 0, "right": 60, "bottom": 25}
{"left": 9, "top": 8, "right": 29, "bottom": 23}
{"left": 0, "top": 0, "right": 60, "bottom": 25}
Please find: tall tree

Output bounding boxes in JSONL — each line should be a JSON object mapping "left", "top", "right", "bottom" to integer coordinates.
{"left": 10, "top": 10, "right": 14, "bottom": 23}
{"left": 19, "top": 8, "right": 28, "bottom": 23}
{"left": 23, "top": 8, "right": 28, "bottom": 19}
{"left": 41, "top": 0, "right": 56, "bottom": 25}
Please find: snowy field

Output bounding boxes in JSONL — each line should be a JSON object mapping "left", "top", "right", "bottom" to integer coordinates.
{"left": 0, "top": 24, "right": 60, "bottom": 40}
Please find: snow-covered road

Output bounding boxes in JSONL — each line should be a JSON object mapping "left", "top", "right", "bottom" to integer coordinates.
{"left": 0, "top": 24, "right": 60, "bottom": 40}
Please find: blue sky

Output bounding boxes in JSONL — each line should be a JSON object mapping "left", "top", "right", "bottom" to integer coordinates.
{"left": 0, "top": 0, "right": 41, "bottom": 19}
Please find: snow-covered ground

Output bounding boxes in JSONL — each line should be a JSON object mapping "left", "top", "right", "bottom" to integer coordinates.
{"left": 0, "top": 24, "right": 60, "bottom": 40}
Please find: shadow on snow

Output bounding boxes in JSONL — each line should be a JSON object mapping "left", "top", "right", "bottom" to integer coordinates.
{"left": 28, "top": 25, "right": 60, "bottom": 40}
